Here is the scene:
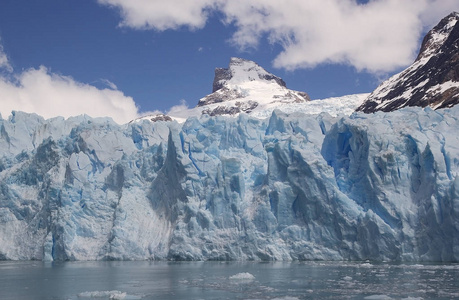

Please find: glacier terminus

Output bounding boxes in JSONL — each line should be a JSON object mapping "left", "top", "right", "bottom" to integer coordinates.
{"left": 0, "top": 104, "right": 458, "bottom": 262}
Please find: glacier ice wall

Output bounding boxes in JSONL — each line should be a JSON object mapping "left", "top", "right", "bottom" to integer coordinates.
{"left": 0, "top": 107, "right": 458, "bottom": 262}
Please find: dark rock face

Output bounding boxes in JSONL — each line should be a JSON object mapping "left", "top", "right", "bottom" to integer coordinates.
{"left": 212, "top": 68, "right": 232, "bottom": 93}
{"left": 202, "top": 101, "right": 259, "bottom": 116}
{"left": 200, "top": 87, "right": 244, "bottom": 106}
{"left": 149, "top": 114, "right": 173, "bottom": 122}
{"left": 129, "top": 113, "right": 172, "bottom": 124}
{"left": 357, "top": 12, "right": 459, "bottom": 113}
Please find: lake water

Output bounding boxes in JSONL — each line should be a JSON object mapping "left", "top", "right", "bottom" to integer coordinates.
{"left": 0, "top": 261, "right": 458, "bottom": 299}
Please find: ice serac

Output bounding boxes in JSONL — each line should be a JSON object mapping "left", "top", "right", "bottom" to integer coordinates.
{"left": 197, "top": 57, "right": 310, "bottom": 116}
{"left": 1, "top": 104, "right": 459, "bottom": 262}
{"left": 357, "top": 12, "right": 459, "bottom": 113}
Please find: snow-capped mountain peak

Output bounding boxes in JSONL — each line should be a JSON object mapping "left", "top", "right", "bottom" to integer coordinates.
{"left": 211, "top": 57, "right": 287, "bottom": 93}
{"left": 196, "top": 57, "right": 310, "bottom": 116}
{"left": 128, "top": 57, "right": 373, "bottom": 123}
{"left": 417, "top": 12, "right": 458, "bottom": 61}
{"left": 357, "top": 11, "right": 459, "bottom": 113}
{"left": 130, "top": 57, "right": 366, "bottom": 123}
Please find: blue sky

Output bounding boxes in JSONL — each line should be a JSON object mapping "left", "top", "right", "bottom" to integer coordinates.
{"left": 0, "top": 0, "right": 456, "bottom": 123}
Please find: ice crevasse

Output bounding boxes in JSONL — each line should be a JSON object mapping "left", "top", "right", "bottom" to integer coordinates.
{"left": 0, "top": 106, "right": 458, "bottom": 262}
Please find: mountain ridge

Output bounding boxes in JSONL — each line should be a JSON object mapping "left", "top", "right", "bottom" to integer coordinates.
{"left": 357, "top": 12, "right": 459, "bottom": 113}
{"left": 133, "top": 57, "right": 368, "bottom": 123}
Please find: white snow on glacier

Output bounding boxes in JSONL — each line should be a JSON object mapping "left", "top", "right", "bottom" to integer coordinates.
{"left": 149, "top": 93, "right": 369, "bottom": 123}
{"left": 0, "top": 104, "right": 458, "bottom": 261}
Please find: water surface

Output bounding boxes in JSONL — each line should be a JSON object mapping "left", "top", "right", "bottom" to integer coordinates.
{"left": 0, "top": 261, "right": 458, "bottom": 299}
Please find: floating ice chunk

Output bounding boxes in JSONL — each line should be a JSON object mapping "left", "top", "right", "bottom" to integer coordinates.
{"left": 412, "top": 264, "right": 424, "bottom": 268}
{"left": 77, "top": 290, "right": 136, "bottom": 299}
{"left": 364, "top": 295, "right": 393, "bottom": 300}
{"left": 359, "top": 263, "right": 373, "bottom": 268}
{"left": 229, "top": 272, "right": 255, "bottom": 280}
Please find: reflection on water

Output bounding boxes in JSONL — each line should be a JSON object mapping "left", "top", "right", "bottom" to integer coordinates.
{"left": 0, "top": 260, "right": 458, "bottom": 299}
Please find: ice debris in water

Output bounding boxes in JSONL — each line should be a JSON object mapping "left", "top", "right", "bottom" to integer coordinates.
{"left": 77, "top": 290, "right": 127, "bottom": 299}
{"left": 364, "top": 295, "right": 393, "bottom": 300}
{"left": 229, "top": 272, "right": 255, "bottom": 280}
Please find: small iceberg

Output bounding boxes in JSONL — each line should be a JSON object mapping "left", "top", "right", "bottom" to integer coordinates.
{"left": 77, "top": 290, "right": 142, "bottom": 299}
{"left": 229, "top": 272, "right": 255, "bottom": 280}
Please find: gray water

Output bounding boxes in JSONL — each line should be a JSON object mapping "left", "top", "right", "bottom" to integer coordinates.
{"left": 0, "top": 261, "right": 458, "bottom": 300}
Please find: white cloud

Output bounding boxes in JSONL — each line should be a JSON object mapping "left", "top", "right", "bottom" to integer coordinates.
{"left": 100, "top": 78, "right": 118, "bottom": 90}
{"left": 98, "top": 0, "right": 458, "bottom": 73}
{"left": 0, "top": 39, "right": 13, "bottom": 73}
{"left": 221, "top": 0, "right": 427, "bottom": 72}
{"left": 167, "top": 99, "right": 191, "bottom": 116}
{"left": 97, "top": 0, "right": 218, "bottom": 30}
{"left": 421, "top": 0, "right": 459, "bottom": 28}
{"left": 166, "top": 99, "right": 200, "bottom": 120}
{"left": 0, "top": 66, "right": 139, "bottom": 124}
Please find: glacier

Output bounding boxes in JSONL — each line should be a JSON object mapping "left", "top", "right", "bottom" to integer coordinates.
{"left": 0, "top": 105, "right": 458, "bottom": 262}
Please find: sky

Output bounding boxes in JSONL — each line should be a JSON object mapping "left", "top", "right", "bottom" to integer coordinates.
{"left": 0, "top": 0, "right": 457, "bottom": 124}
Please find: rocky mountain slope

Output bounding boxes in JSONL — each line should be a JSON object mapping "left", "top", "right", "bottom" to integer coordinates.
{"left": 357, "top": 12, "right": 459, "bottom": 113}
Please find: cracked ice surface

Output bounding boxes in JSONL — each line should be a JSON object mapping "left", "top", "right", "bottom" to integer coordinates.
{"left": 0, "top": 105, "right": 459, "bottom": 261}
